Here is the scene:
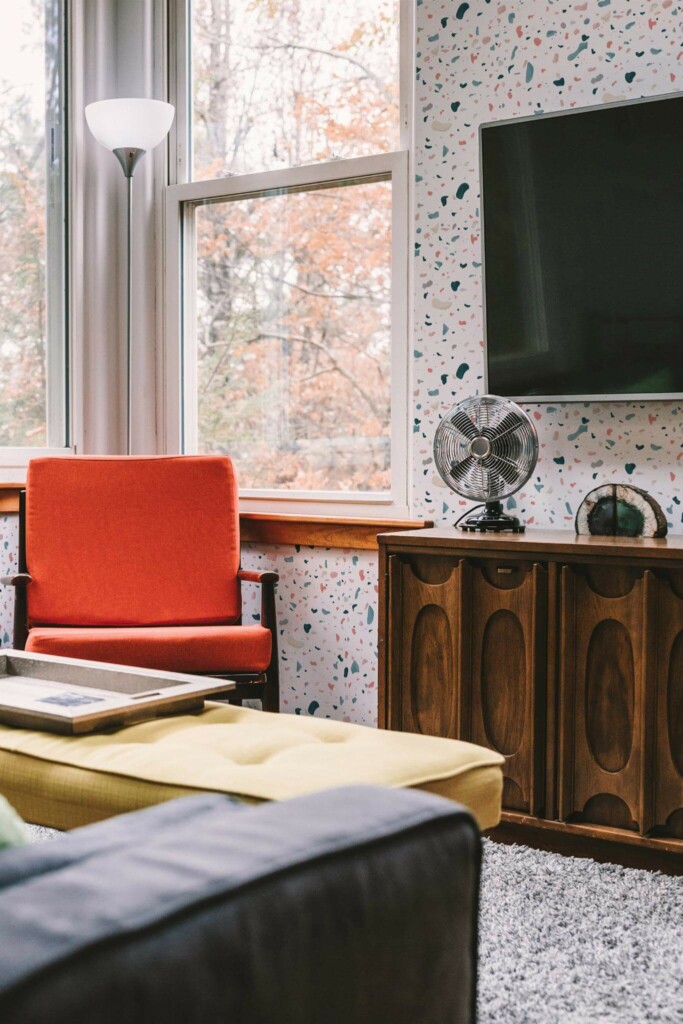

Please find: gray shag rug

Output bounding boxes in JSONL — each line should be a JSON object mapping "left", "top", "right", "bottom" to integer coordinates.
{"left": 479, "top": 839, "right": 683, "bottom": 1024}
{"left": 26, "top": 823, "right": 60, "bottom": 843}
{"left": 25, "top": 825, "right": 683, "bottom": 1022}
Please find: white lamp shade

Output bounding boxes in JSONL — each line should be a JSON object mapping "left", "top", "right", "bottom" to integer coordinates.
{"left": 85, "top": 98, "right": 175, "bottom": 152}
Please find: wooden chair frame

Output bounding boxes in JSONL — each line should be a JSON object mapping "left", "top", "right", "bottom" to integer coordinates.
{"left": 2, "top": 491, "right": 280, "bottom": 712}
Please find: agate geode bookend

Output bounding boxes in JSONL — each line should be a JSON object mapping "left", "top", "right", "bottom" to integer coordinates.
{"left": 575, "top": 484, "right": 668, "bottom": 538}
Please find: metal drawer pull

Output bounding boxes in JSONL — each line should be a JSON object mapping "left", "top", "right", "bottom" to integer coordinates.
{"left": 497, "top": 567, "right": 514, "bottom": 574}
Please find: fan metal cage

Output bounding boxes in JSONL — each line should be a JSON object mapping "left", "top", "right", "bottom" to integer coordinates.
{"left": 433, "top": 395, "right": 538, "bottom": 504}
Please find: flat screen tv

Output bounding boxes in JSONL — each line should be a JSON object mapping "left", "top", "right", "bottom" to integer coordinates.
{"left": 481, "top": 93, "right": 683, "bottom": 401}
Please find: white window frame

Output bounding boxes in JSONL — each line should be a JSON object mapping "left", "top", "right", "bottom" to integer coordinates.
{"left": 0, "top": 0, "right": 72, "bottom": 480}
{"left": 164, "top": 0, "right": 413, "bottom": 518}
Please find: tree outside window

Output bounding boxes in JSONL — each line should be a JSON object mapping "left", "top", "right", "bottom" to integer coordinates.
{"left": 180, "top": 0, "right": 403, "bottom": 497}
{"left": 0, "top": 0, "right": 66, "bottom": 449}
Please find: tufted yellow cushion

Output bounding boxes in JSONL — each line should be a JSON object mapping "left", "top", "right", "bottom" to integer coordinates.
{"left": 0, "top": 703, "right": 504, "bottom": 832}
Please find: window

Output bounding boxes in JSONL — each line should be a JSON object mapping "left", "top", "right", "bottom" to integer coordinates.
{"left": 167, "top": 0, "right": 410, "bottom": 512}
{"left": 0, "top": 1, "right": 68, "bottom": 456}
{"left": 190, "top": 0, "right": 400, "bottom": 179}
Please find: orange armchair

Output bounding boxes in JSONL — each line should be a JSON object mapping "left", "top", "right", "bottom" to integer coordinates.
{"left": 1, "top": 456, "right": 279, "bottom": 711}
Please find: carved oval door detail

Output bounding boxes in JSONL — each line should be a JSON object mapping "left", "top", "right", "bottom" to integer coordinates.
{"left": 410, "top": 605, "right": 455, "bottom": 737}
{"left": 585, "top": 619, "right": 635, "bottom": 773}
{"left": 481, "top": 609, "right": 526, "bottom": 755}
{"left": 668, "top": 631, "right": 683, "bottom": 776}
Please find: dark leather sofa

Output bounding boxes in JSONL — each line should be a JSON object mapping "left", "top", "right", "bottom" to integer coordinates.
{"left": 0, "top": 786, "right": 481, "bottom": 1024}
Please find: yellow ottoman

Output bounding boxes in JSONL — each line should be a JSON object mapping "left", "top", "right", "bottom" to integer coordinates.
{"left": 0, "top": 704, "right": 504, "bottom": 831}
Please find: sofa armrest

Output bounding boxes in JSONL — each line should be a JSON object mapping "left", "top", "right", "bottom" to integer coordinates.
{"left": 0, "top": 787, "right": 480, "bottom": 1024}
{"left": 0, "top": 795, "right": 243, "bottom": 892}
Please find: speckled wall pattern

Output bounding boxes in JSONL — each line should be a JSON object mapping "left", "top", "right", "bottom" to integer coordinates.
{"left": 414, "top": 0, "right": 683, "bottom": 529}
{"left": 0, "top": 515, "right": 18, "bottom": 647}
{"left": 239, "top": 543, "right": 379, "bottom": 722}
{"left": 1, "top": 1, "right": 681, "bottom": 724}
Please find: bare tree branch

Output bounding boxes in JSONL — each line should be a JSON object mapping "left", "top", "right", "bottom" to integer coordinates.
{"left": 253, "top": 42, "right": 381, "bottom": 85}
{"left": 204, "top": 329, "right": 383, "bottom": 417}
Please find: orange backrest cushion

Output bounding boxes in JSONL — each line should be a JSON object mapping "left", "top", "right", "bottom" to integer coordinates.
{"left": 26, "top": 456, "right": 241, "bottom": 627}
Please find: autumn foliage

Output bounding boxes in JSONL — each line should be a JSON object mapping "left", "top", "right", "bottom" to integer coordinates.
{"left": 0, "top": 1, "right": 57, "bottom": 446}
{"left": 192, "top": 0, "right": 399, "bottom": 491}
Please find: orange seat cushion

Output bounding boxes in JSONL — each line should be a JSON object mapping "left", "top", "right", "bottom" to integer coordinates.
{"left": 25, "top": 625, "right": 272, "bottom": 675}
{"left": 26, "top": 456, "right": 241, "bottom": 628}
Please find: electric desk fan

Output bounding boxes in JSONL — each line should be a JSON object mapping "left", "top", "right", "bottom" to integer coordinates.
{"left": 433, "top": 394, "right": 539, "bottom": 532}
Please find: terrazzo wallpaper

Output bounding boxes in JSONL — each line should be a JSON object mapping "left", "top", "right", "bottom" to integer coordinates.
{"left": 240, "top": 544, "right": 379, "bottom": 721}
{"left": 1, "top": 1, "right": 682, "bottom": 725}
{"left": 413, "top": 0, "right": 683, "bottom": 530}
{"left": 0, "top": 515, "right": 18, "bottom": 648}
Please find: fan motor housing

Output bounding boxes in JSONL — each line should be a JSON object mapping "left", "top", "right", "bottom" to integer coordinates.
{"left": 469, "top": 436, "right": 491, "bottom": 459}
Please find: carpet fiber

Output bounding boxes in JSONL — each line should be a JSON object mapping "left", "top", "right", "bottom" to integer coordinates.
{"left": 24, "top": 825, "right": 683, "bottom": 1022}
{"left": 479, "top": 839, "right": 683, "bottom": 1024}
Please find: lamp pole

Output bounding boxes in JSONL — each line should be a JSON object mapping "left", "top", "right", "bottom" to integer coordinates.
{"left": 113, "top": 147, "right": 144, "bottom": 455}
{"left": 85, "top": 99, "right": 174, "bottom": 456}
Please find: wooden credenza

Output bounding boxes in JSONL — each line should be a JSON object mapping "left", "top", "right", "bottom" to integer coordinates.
{"left": 378, "top": 528, "right": 683, "bottom": 866}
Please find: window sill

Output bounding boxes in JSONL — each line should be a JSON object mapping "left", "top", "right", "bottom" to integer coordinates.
{"left": 240, "top": 513, "right": 432, "bottom": 550}
{"left": 0, "top": 449, "right": 74, "bottom": 487}
{"left": 0, "top": 484, "right": 27, "bottom": 513}
{"left": 0, "top": 486, "right": 431, "bottom": 549}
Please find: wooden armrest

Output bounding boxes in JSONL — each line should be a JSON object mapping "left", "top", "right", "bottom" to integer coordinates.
{"left": 238, "top": 569, "right": 279, "bottom": 640}
{"left": 237, "top": 569, "right": 279, "bottom": 585}
{"left": 0, "top": 573, "right": 32, "bottom": 587}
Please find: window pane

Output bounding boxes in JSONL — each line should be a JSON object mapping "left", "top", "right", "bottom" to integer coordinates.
{"left": 191, "top": 0, "right": 400, "bottom": 179}
{"left": 193, "top": 179, "right": 392, "bottom": 492}
{"left": 0, "top": 1, "right": 65, "bottom": 447}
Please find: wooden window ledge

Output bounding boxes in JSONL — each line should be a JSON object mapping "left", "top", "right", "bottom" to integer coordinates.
{"left": 0, "top": 485, "right": 21, "bottom": 514}
{"left": 240, "top": 513, "right": 432, "bottom": 550}
{"left": 0, "top": 486, "right": 430, "bottom": 550}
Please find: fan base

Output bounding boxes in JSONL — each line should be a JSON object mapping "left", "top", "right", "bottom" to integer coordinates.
{"left": 459, "top": 502, "right": 525, "bottom": 533}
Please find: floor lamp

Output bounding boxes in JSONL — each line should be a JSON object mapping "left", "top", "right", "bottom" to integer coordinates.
{"left": 85, "top": 98, "right": 175, "bottom": 454}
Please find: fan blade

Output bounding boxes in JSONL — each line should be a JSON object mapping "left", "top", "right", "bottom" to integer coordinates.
{"left": 446, "top": 409, "right": 479, "bottom": 441}
{"left": 449, "top": 454, "right": 477, "bottom": 485}
{"left": 480, "top": 465, "right": 500, "bottom": 499}
{"left": 489, "top": 432, "right": 525, "bottom": 459}
{"left": 483, "top": 453, "right": 521, "bottom": 486}
{"left": 481, "top": 412, "right": 521, "bottom": 443}
{"left": 480, "top": 464, "right": 509, "bottom": 498}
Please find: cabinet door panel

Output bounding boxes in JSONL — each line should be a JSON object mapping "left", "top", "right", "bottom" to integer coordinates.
{"left": 653, "top": 575, "right": 683, "bottom": 839}
{"left": 388, "top": 556, "right": 464, "bottom": 738}
{"left": 466, "top": 560, "right": 546, "bottom": 814}
{"left": 558, "top": 564, "right": 655, "bottom": 833}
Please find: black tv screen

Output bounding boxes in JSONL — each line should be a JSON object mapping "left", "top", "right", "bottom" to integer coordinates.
{"left": 481, "top": 94, "right": 683, "bottom": 401}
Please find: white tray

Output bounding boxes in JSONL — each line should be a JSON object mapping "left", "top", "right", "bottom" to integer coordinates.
{"left": 0, "top": 650, "right": 235, "bottom": 735}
